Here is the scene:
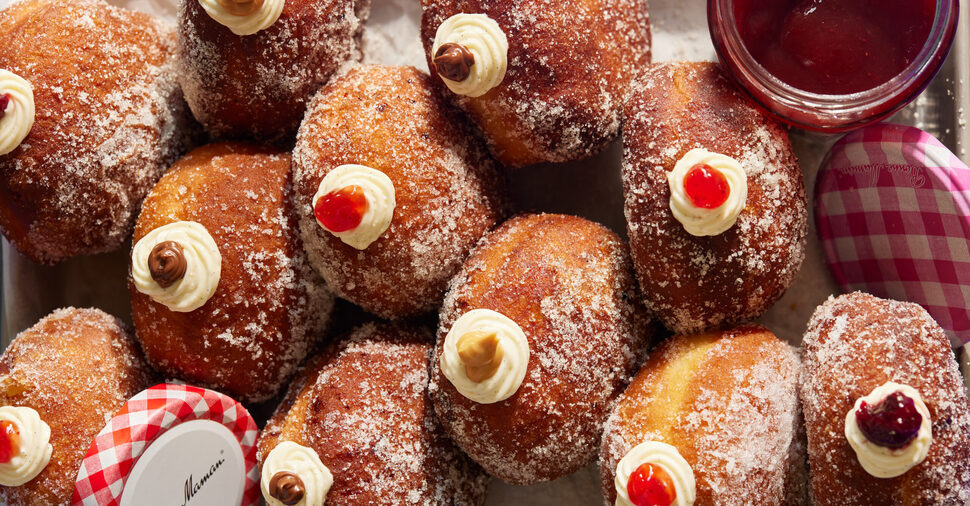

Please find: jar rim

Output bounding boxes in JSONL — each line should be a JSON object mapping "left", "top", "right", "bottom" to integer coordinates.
{"left": 708, "top": 0, "right": 960, "bottom": 131}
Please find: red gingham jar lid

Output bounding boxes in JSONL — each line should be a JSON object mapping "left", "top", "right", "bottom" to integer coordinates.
{"left": 815, "top": 122, "right": 970, "bottom": 347}
{"left": 71, "top": 383, "right": 260, "bottom": 506}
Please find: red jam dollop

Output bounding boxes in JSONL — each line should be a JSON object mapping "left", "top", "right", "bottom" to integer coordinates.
{"left": 627, "top": 462, "right": 677, "bottom": 506}
{"left": 856, "top": 391, "right": 923, "bottom": 449}
{"left": 0, "top": 420, "right": 21, "bottom": 464}
{"left": 0, "top": 94, "right": 9, "bottom": 121}
{"left": 734, "top": 0, "right": 936, "bottom": 95}
{"left": 683, "top": 164, "right": 730, "bottom": 209}
{"left": 314, "top": 185, "right": 368, "bottom": 233}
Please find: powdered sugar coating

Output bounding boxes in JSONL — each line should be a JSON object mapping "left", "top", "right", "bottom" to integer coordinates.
{"left": 293, "top": 65, "right": 506, "bottom": 319}
{"left": 0, "top": 0, "right": 197, "bottom": 265}
{"left": 130, "top": 143, "right": 333, "bottom": 403}
{"left": 177, "top": 0, "right": 370, "bottom": 144}
{"left": 420, "top": 0, "right": 652, "bottom": 167}
{"left": 599, "top": 325, "right": 808, "bottom": 506}
{"left": 258, "top": 323, "right": 488, "bottom": 505}
{"left": 431, "top": 213, "right": 651, "bottom": 484}
{"left": 0, "top": 307, "right": 156, "bottom": 505}
{"left": 800, "top": 292, "right": 970, "bottom": 505}
{"left": 622, "top": 62, "right": 807, "bottom": 334}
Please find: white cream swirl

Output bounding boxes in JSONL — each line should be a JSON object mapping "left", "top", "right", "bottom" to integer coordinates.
{"left": 313, "top": 164, "right": 395, "bottom": 250}
{"left": 844, "top": 381, "right": 933, "bottom": 478}
{"left": 261, "top": 441, "right": 333, "bottom": 506}
{"left": 0, "top": 70, "right": 35, "bottom": 156}
{"left": 0, "top": 406, "right": 52, "bottom": 487}
{"left": 441, "top": 308, "right": 529, "bottom": 404}
{"left": 432, "top": 14, "right": 509, "bottom": 98}
{"left": 199, "top": 0, "right": 284, "bottom": 36}
{"left": 667, "top": 148, "right": 747, "bottom": 236}
{"left": 614, "top": 441, "right": 696, "bottom": 506}
{"left": 131, "top": 221, "right": 222, "bottom": 313}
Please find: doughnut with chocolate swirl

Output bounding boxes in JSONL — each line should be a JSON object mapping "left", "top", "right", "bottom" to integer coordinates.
{"left": 129, "top": 142, "right": 332, "bottom": 403}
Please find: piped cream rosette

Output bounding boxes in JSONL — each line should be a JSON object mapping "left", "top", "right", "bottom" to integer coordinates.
{"left": 844, "top": 381, "right": 933, "bottom": 478}
{"left": 614, "top": 441, "right": 696, "bottom": 506}
{"left": 313, "top": 164, "right": 395, "bottom": 250}
{"left": 0, "top": 69, "right": 34, "bottom": 156}
{"left": 667, "top": 148, "right": 747, "bottom": 236}
{"left": 432, "top": 13, "right": 509, "bottom": 97}
{"left": 199, "top": 0, "right": 284, "bottom": 36}
{"left": 261, "top": 441, "right": 333, "bottom": 506}
{"left": 131, "top": 221, "right": 222, "bottom": 313}
{"left": 441, "top": 308, "right": 529, "bottom": 404}
{"left": 0, "top": 406, "right": 52, "bottom": 487}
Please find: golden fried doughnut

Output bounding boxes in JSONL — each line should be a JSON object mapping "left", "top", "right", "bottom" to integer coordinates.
{"left": 129, "top": 142, "right": 332, "bottom": 403}
{"left": 622, "top": 61, "right": 807, "bottom": 334}
{"left": 258, "top": 323, "right": 487, "bottom": 505}
{"left": 431, "top": 213, "right": 650, "bottom": 484}
{"left": 0, "top": 308, "right": 156, "bottom": 505}
{"left": 600, "top": 325, "right": 807, "bottom": 505}
{"left": 0, "top": 0, "right": 196, "bottom": 264}
{"left": 293, "top": 65, "right": 506, "bottom": 319}
{"left": 177, "top": 0, "right": 369, "bottom": 143}
{"left": 421, "top": 0, "right": 651, "bottom": 166}
{"left": 801, "top": 292, "right": 970, "bottom": 504}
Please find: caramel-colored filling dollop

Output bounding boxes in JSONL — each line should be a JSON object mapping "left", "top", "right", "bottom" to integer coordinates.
{"left": 457, "top": 330, "right": 504, "bottom": 382}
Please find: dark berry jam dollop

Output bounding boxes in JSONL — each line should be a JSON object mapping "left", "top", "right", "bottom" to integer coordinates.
{"left": 856, "top": 391, "right": 923, "bottom": 449}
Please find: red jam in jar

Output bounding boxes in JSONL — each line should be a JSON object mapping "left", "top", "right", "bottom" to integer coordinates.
{"left": 734, "top": 0, "right": 936, "bottom": 95}
{"left": 708, "top": 0, "right": 959, "bottom": 131}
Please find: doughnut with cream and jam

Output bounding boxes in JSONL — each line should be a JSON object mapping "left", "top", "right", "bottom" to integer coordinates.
{"left": 0, "top": 308, "right": 156, "bottom": 505}
{"left": 622, "top": 61, "right": 807, "bottom": 334}
{"left": 293, "top": 65, "right": 506, "bottom": 319}
{"left": 600, "top": 325, "right": 807, "bottom": 506}
{"left": 0, "top": 0, "right": 197, "bottom": 264}
{"left": 801, "top": 292, "right": 970, "bottom": 504}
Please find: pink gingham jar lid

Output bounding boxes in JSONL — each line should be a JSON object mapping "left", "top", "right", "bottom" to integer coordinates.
{"left": 815, "top": 122, "right": 970, "bottom": 347}
{"left": 71, "top": 383, "right": 260, "bottom": 506}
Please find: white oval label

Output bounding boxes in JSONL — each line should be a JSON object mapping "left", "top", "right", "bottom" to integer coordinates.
{"left": 119, "top": 419, "right": 246, "bottom": 506}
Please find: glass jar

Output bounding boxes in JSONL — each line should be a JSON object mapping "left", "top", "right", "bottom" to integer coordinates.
{"left": 708, "top": 0, "right": 960, "bottom": 132}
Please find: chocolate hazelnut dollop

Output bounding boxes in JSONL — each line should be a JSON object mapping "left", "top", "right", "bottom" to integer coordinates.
{"left": 148, "top": 241, "right": 187, "bottom": 288}
{"left": 434, "top": 43, "right": 475, "bottom": 82}
{"left": 269, "top": 471, "right": 305, "bottom": 506}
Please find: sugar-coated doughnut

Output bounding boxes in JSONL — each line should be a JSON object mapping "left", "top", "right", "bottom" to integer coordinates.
{"left": 0, "top": 0, "right": 196, "bottom": 264}
{"left": 293, "top": 65, "right": 506, "bottom": 319}
{"left": 420, "top": 0, "right": 651, "bottom": 167}
{"left": 0, "top": 308, "right": 156, "bottom": 505}
{"left": 177, "top": 0, "right": 369, "bottom": 144}
{"left": 600, "top": 325, "right": 807, "bottom": 506}
{"left": 431, "top": 213, "right": 650, "bottom": 484}
{"left": 622, "top": 61, "right": 807, "bottom": 334}
{"left": 801, "top": 292, "right": 970, "bottom": 504}
{"left": 129, "top": 142, "right": 332, "bottom": 403}
{"left": 258, "top": 323, "right": 487, "bottom": 505}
